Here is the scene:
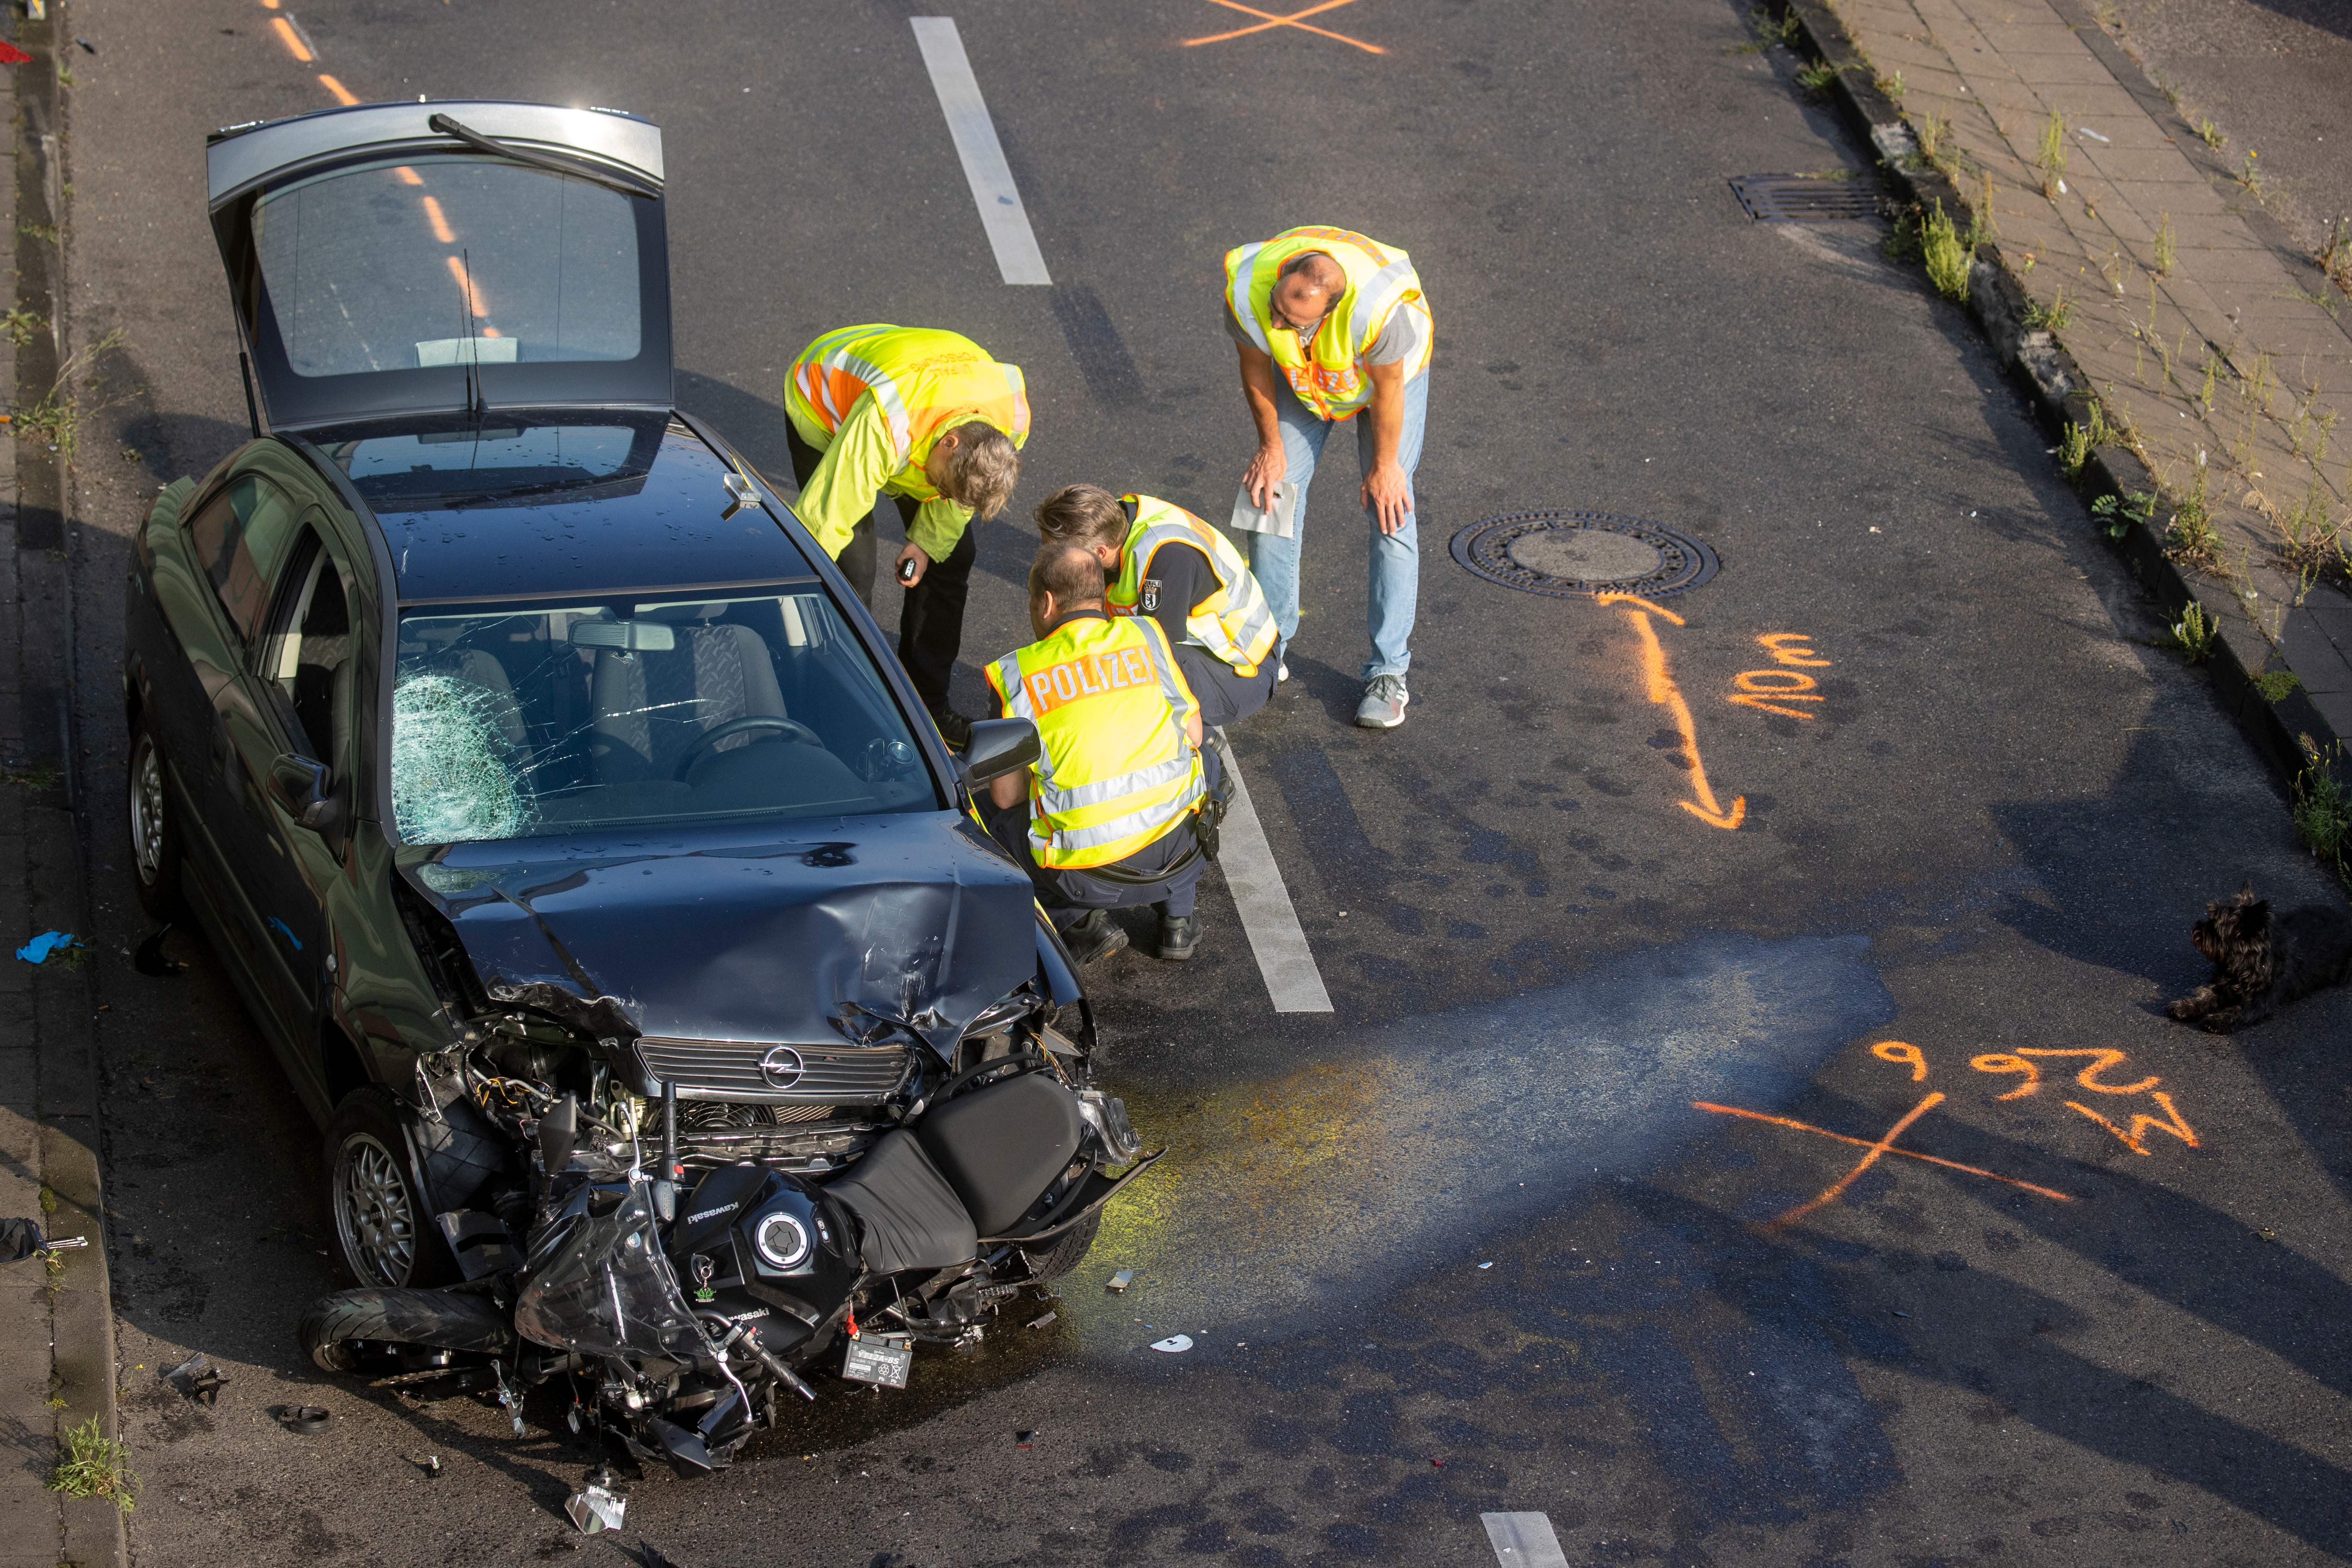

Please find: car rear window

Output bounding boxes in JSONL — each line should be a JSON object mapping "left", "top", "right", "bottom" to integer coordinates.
{"left": 252, "top": 155, "right": 641, "bottom": 380}
{"left": 391, "top": 589, "right": 937, "bottom": 844}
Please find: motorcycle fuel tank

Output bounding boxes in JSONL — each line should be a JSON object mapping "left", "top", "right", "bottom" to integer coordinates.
{"left": 674, "top": 1164, "right": 858, "bottom": 1355}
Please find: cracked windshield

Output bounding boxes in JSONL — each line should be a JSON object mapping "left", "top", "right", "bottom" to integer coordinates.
{"left": 251, "top": 154, "right": 640, "bottom": 376}
{"left": 393, "top": 590, "right": 931, "bottom": 844}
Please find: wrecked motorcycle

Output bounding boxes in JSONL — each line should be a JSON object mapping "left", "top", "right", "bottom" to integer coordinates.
{"left": 297, "top": 1002, "right": 1152, "bottom": 1478}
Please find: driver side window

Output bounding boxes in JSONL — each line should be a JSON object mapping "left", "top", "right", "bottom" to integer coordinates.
{"left": 185, "top": 475, "right": 302, "bottom": 646}
{"left": 258, "top": 524, "right": 356, "bottom": 765}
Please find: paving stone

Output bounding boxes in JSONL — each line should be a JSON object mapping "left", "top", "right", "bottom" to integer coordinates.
{"left": 1977, "top": 20, "right": 2099, "bottom": 55}
{"left": 2080, "top": 142, "right": 2207, "bottom": 185}
{"left": 2278, "top": 609, "right": 2352, "bottom": 695}
{"left": 2111, "top": 177, "right": 2230, "bottom": 217}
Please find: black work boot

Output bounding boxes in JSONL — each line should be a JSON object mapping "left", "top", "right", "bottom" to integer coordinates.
{"left": 929, "top": 705, "right": 974, "bottom": 751}
{"left": 1155, "top": 905, "right": 1201, "bottom": 962}
{"left": 1059, "top": 909, "right": 1128, "bottom": 966}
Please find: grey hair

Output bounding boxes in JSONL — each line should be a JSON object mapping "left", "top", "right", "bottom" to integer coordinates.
{"left": 943, "top": 421, "right": 1021, "bottom": 519}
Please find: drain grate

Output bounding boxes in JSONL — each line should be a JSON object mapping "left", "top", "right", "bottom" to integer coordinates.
{"left": 1449, "top": 511, "right": 1719, "bottom": 600}
{"left": 1729, "top": 174, "right": 1881, "bottom": 221}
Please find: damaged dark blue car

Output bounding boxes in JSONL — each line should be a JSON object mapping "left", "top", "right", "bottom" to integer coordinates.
{"left": 121, "top": 101, "right": 1148, "bottom": 1476}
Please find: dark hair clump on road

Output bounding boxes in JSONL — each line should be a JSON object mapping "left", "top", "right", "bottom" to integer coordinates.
{"left": 1029, "top": 543, "right": 1105, "bottom": 610}
{"left": 1034, "top": 484, "right": 1127, "bottom": 549}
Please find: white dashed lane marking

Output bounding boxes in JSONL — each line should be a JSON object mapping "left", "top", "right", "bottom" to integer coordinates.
{"left": 909, "top": 17, "right": 1052, "bottom": 285}
{"left": 1217, "top": 755, "right": 1332, "bottom": 1014}
{"left": 1482, "top": 1512, "right": 1570, "bottom": 1568}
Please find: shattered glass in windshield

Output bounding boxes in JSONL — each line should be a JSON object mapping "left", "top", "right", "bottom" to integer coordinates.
{"left": 392, "top": 589, "right": 934, "bottom": 844}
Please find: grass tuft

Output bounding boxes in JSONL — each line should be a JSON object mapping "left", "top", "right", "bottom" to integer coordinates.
{"left": 2037, "top": 110, "right": 2067, "bottom": 199}
{"left": 1795, "top": 61, "right": 1839, "bottom": 93}
{"left": 2159, "top": 600, "right": 2220, "bottom": 663}
{"left": 1921, "top": 200, "right": 1973, "bottom": 301}
{"left": 2058, "top": 421, "right": 2092, "bottom": 478}
{"left": 2153, "top": 211, "right": 2175, "bottom": 277}
{"left": 2254, "top": 669, "right": 2303, "bottom": 703}
{"left": 2193, "top": 116, "right": 2226, "bottom": 149}
{"left": 2238, "top": 149, "right": 2264, "bottom": 195}
{"left": 2322, "top": 217, "right": 2352, "bottom": 294}
{"left": 2293, "top": 747, "right": 2352, "bottom": 881}
{"left": 2091, "top": 487, "right": 2156, "bottom": 539}
{"left": 49, "top": 1418, "right": 136, "bottom": 1513}
{"left": 2024, "top": 287, "right": 2073, "bottom": 333}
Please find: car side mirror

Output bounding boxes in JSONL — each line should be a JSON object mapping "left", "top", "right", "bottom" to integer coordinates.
{"left": 959, "top": 718, "right": 1039, "bottom": 787}
{"left": 267, "top": 752, "right": 342, "bottom": 833}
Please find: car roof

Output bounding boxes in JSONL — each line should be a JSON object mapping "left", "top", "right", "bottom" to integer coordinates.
{"left": 314, "top": 414, "right": 821, "bottom": 605}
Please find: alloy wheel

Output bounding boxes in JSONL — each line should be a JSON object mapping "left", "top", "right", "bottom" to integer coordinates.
{"left": 333, "top": 1132, "right": 417, "bottom": 1286}
{"left": 129, "top": 737, "right": 165, "bottom": 885}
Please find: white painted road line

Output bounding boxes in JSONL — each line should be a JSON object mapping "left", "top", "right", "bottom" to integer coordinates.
{"left": 1218, "top": 755, "right": 1333, "bottom": 1014}
{"left": 909, "top": 18, "right": 1052, "bottom": 286}
{"left": 1482, "top": 1512, "right": 1570, "bottom": 1568}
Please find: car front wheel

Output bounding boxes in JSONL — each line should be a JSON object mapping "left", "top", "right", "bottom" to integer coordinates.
{"left": 127, "top": 713, "right": 181, "bottom": 919}
{"left": 325, "top": 1090, "right": 450, "bottom": 1288}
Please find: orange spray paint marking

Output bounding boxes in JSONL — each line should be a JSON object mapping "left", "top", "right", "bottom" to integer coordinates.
{"left": 445, "top": 255, "right": 489, "bottom": 317}
{"left": 1598, "top": 594, "right": 1742, "bottom": 830}
{"left": 2018, "top": 1047, "right": 2161, "bottom": 1096}
{"left": 1758, "top": 633, "right": 1830, "bottom": 666}
{"left": 270, "top": 15, "right": 312, "bottom": 62}
{"left": 1872, "top": 1041, "right": 1928, "bottom": 1082}
{"left": 421, "top": 197, "right": 456, "bottom": 245}
{"left": 1694, "top": 1100, "right": 2074, "bottom": 1204}
{"left": 2064, "top": 1091, "right": 2199, "bottom": 1156}
{"left": 1970, "top": 1053, "right": 2042, "bottom": 1100}
{"left": 1184, "top": 0, "right": 1385, "bottom": 53}
{"left": 1771, "top": 1092, "right": 1945, "bottom": 1225}
{"left": 317, "top": 73, "right": 358, "bottom": 106}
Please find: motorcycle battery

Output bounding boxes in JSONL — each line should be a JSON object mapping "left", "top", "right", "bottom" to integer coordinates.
{"left": 842, "top": 1337, "right": 913, "bottom": 1389}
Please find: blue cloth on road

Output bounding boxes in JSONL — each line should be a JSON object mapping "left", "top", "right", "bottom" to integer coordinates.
{"left": 16, "top": 931, "right": 78, "bottom": 964}
{"left": 1246, "top": 370, "right": 1427, "bottom": 681}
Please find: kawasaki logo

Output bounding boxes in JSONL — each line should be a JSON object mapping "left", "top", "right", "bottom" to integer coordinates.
{"left": 686, "top": 1204, "right": 737, "bottom": 1225}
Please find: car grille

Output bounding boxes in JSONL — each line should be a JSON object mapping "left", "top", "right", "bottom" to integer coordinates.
{"left": 635, "top": 1036, "right": 910, "bottom": 1106}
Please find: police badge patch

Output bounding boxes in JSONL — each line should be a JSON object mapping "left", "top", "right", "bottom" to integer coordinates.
{"left": 1140, "top": 579, "right": 1161, "bottom": 614}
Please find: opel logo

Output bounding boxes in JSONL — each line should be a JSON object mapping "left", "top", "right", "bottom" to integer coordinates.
{"left": 757, "top": 1044, "right": 805, "bottom": 1091}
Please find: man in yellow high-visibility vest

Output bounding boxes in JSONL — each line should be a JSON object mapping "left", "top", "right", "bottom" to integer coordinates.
{"left": 983, "top": 545, "right": 1215, "bottom": 965}
{"left": 786, "top": 325, "right": 1030, "bottom": 748}
{"left": 1224, "top": 227, "right": 1431, "bottom": 729}
{"left": 1033, "top": 484, "right": 1279, "bottom": 733}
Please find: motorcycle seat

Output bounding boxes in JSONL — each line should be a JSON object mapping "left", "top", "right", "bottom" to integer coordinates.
{"left": 916, "top": 1071, "right": 1084, "bottom": 1237}
{"left": 824, "top": 1130, "right": 977, "bottom": 1275}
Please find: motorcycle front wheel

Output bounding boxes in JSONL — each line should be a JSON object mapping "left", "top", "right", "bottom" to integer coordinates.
{"left": 299, "top": 1287, "right": 515, "bottom": 1374}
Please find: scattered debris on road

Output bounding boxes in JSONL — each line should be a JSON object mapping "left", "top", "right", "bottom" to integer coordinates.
{"left": 272, "top": 1405, "right": 331, "bottom": 1434}
{"left": 1106, "top": 1269, "right": 1136, "bottom": 1292}
{"left": 159, "top": 1352, "right": 227, "bottom": 1405}
{"left": 15, "top": 930, "right": 81, "bottom": 964}
{"left": 1149, "top": 1334, "right": 1192, "bottom": 1353}
{"left": 564, "top": 1479, "right": 626, "bottom": 1534}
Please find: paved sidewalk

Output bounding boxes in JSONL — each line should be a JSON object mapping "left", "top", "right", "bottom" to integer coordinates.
{"left": 1832, "top": 0, "right": 2352, "bottom": 746}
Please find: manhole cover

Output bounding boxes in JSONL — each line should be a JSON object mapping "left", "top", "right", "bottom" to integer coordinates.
{"left": 1449, "top": 511, "right": 1719, "bottom": 600}
{"left": 1729, "top": 174, "right": 1881, "bottom": 221}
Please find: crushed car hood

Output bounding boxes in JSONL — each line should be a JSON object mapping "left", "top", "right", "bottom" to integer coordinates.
{"left": 399, "top": 814, "right": 1036, "bottom": 1048}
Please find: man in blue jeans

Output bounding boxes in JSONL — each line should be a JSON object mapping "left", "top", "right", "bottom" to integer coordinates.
{"left": 1223, "top": 227, "right": 1432, "bottom": 728}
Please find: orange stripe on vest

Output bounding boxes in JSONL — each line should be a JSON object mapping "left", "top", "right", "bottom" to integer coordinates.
{"left": 1023, "top": 646, "right": 1155, "bottom": 716}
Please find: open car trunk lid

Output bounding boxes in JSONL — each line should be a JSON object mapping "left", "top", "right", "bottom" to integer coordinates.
{"left": 206, "top": 100, "right": 673, "bottom": 432}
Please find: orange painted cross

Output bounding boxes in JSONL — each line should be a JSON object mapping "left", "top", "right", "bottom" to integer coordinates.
{"left": 1694, "top": 1094, "right": 2074, "bottom": 1226}
{"left": 1184, "top": 0, "right": 1386, "bottom": 54}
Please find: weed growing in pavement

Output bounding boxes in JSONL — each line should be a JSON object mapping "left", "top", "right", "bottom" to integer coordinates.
{"left": 1883, "top": 207, "right": 1924, "bottom": 263}
{"left": 2092, "top": 488, "right": 2156, "bottom": 539}
{"left": 2322, "top": 218, "right": 2352, "bottom": 293}
{"left": 48, "top": 1418, "right": 135, "bottom": 1513}
{"left": 2165, "top": 464, "right": 2220, "bottom": 564}
{"left": 2153, "top": 211, "right": 2176, "bottom": 277}
{"left": 38, "top": 1185, "right": 57, "bottom": 1215}
{"left": 2238, "top": 150, "right": 2264, "bottom": 195}
{"left": 1915, "top": 113, "right": 1949, "bottom": 165}
{"left": 2255, "top": 669, "right": 2303, "bottom": 703}
{"left": 2193, "top": 116, "right": 2226, "bottom": 149}
{"left": 1877, "top": 70, "right": 1905, "bottom": 101}
{"left": 2288, "top": 401, "right": 2337, "bottom": 465}
{"left": 2199, "top": 351, "right": 2222, "bottom": 414}
{"left": 2275, "top": 483, "right": 2345, "bottom": 581}
{"left": 2037, "top": 110, "right": 2067, "bottom": 199}
{"left": 12, "top": 328, "right": 130, "bottom": 467}
{"left": 1741, "top": 7, "right": 1799, "bottom": 51}
{"left": 2059, "top": 422, "right": 2092, "bottom": 478}
{"left": 2024, "top": 287, "right": 2073, "bottom": 332}
{"left": 2293, "top": 745, "right": 2352, "bottom": 882}
{"left": 2, "top": 306, "right": 43, "bottom": 346}
{"left": 2159, "top": 600, "right": 2220, "bottom": 663}
{"left": 18, "top": 222, "right": 57, "bottom": 245}
{"left": 1921, "top": 201, "right": 1973, "bottom": 301}
{"left": 3, "top": 763, "right": 59, "bottom": 791}
{"left": 1796, "top": 61, "right": 1839, "bottom": 93}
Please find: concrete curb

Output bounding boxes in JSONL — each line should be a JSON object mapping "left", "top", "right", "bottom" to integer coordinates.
{"left": 5, "top": 0, "right": 129, "bottom": 1562}
{"left": 1764, "top": 0, "right": 2347, "bottom": 806}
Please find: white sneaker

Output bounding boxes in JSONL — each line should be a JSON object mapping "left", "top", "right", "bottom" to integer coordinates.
{"left": 1355, "top": 673, "right": 1408, "bottom": 729}
{"left": 1277, "top": 660, "right": 1289, "bottom": 683}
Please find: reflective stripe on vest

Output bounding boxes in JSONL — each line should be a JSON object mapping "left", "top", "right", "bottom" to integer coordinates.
{"left": 1104, "top": 496, "right": 1279, "bottom": 677}
{"left": 1222, "top": 227, "right": 1431, "bottom": 421}
{"left": 985, "top": 616, "right": 1202, "bottom": 870}
{"left": 786, "top": 324, "right": 1031, "bottom": 487}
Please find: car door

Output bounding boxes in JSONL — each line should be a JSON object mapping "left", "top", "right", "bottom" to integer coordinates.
{"left": 161, "top": 470, "right": 306, "bottom": 1032}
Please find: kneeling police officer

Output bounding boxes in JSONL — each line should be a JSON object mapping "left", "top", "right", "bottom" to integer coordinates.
{"left": 1033, "top": 484, "right": 1279, "bottom": 732}
{"left": 983, "top": 544, "right": 1218, "bottom": 965}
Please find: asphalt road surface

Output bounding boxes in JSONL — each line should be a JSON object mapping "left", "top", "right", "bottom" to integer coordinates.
{"left": 52, "top": 1, "right": 2352, "bottom": 1564}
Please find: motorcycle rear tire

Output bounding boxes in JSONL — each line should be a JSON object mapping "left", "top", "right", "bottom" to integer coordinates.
{"left": 1020, "top": 1212, "right": 1100, "bottom": 1283}
{"left": 299, "top": 1287, "right": 516, "bottom": 1375}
